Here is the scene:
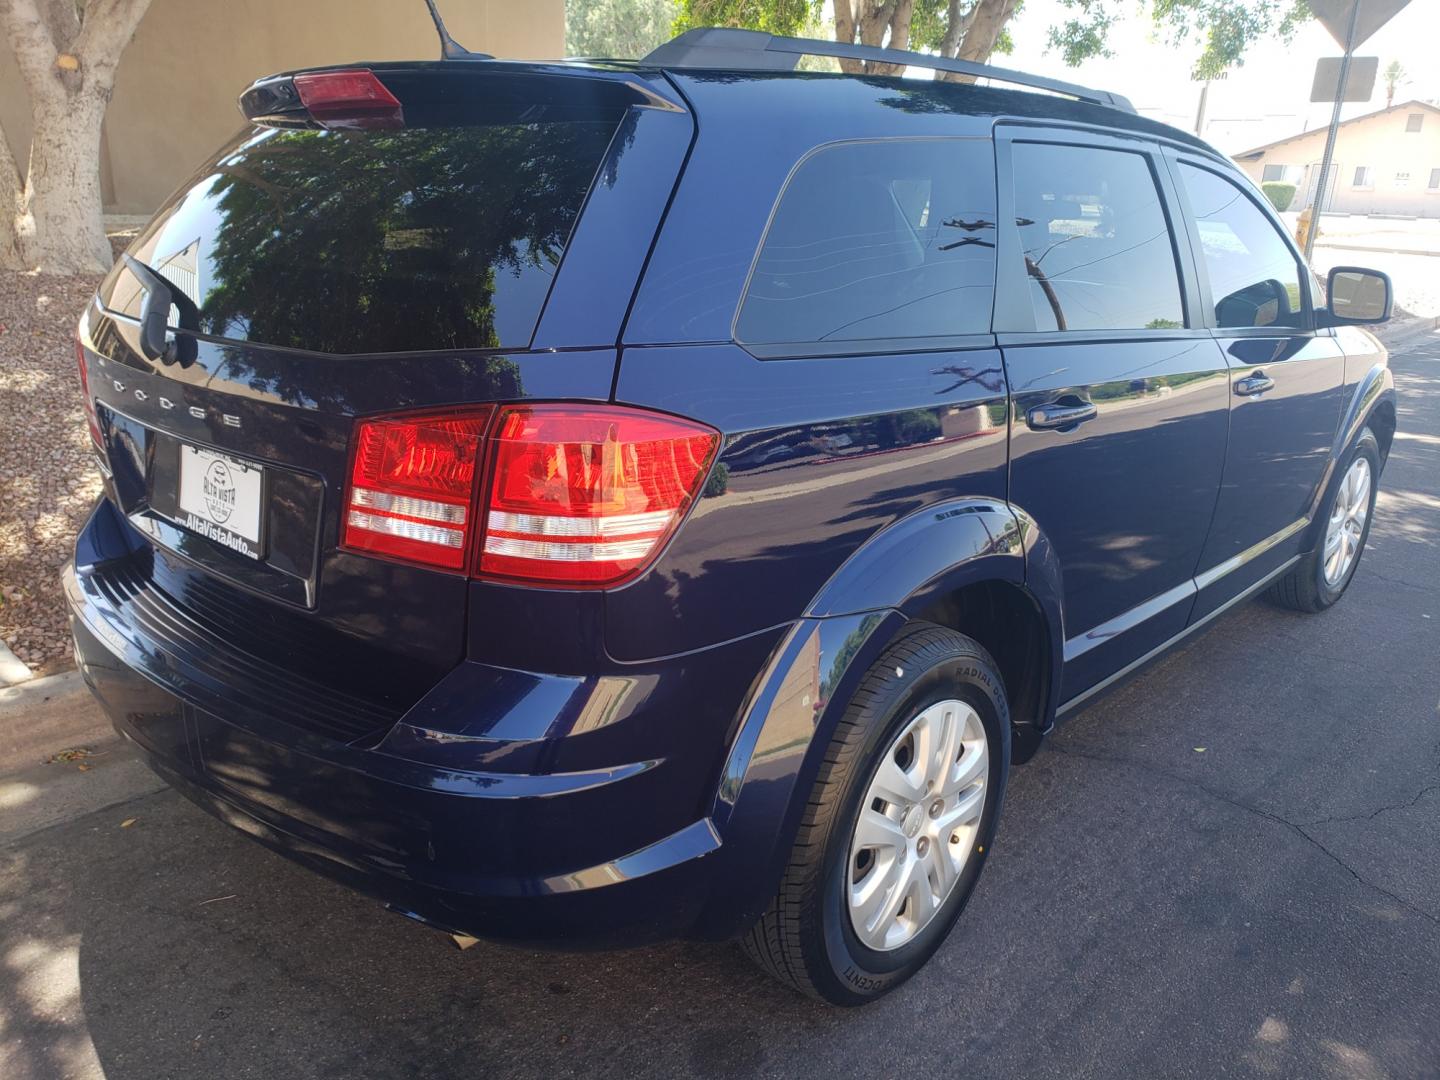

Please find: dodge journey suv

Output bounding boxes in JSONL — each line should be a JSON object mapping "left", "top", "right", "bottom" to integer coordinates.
{"left": 67, "top": 28, "right": 1396, "bottom": 1004}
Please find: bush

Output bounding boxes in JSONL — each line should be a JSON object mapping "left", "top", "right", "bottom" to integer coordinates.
{"left": 703, "top": 461, "right": 729, "bottom": 498}
{"left": 1261, "top": 181, "right": 1296, "bottom": 212}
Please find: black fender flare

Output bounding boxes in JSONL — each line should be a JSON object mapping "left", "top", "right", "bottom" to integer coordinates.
{"left": 691, "top": 498, "right": 1067, "bottom": 940}
{"left": 1304, "top": 360, "right": 1396, "bottom": 549}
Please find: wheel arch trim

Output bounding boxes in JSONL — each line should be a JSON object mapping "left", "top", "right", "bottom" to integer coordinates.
{"left": 690, "top": 499, "right": 1068, "bottom": 939}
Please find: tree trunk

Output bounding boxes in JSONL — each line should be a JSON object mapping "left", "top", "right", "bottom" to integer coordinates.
{"left": 955, "top": 0, "right": 1017, "bottom": 62}
{"left": 936, "top": 0, "right": 1017, "bottom": 82}
{"left": 21, "top": 89, "right": 113, "bottom": 272}
{"left": 832, "top": 0, "right": 863, "bottom": 74}
{"left": 0, "top": 123, "right": 23, "bottom": 269}
{"left": 834, "top": 0, "right": 916, "bottom": 77}
{"left": 0, "top": 0, "right": 153, "bottom": 274}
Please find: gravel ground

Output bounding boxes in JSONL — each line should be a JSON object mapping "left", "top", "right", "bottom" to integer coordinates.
{"left": 0, "top": 271, "right": 105, "bottom": 676}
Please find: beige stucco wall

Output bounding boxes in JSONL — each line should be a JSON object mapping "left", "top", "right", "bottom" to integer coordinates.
{"left": 1, "top": 0, "right": 564, "bottom": 214}
{"left": 1236, "top": 105, "right": 1440, "bottom": 217}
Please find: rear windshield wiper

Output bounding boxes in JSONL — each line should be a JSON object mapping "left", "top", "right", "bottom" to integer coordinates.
{"left": 122, "top": 254, "right": 201, "bottom": 367}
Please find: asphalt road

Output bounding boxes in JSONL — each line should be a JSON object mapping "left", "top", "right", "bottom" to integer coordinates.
{"left": 4, "top": 337, "right": 1438, "bottom": 1080}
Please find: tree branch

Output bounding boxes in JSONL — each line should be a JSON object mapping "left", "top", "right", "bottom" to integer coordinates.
{"left": 76, "top": 0, "right": 154, "bottom": 89}
{"left": 0, "top": 0, "right": 62, "bottom": 98}
{"left": 956, "top": 0, "right": 1017, "bottom": 62}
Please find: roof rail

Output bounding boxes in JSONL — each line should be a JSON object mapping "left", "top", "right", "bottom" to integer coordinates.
{"left": 642, "top": 27, "right": 1135, "bottom": 113}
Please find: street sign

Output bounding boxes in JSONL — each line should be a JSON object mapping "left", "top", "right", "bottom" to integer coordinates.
{"left": 1308, "top": 0, "right": 1411, "bottom": 51}
{"left": 1310, "top": 55, "right": 1378, "bottom": 102}
{"left": 1301, "top": 0, "right": 1413, "bottom": 261}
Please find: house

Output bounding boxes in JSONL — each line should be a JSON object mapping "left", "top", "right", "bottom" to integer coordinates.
{"left": 1233, "top": 99, "right": 1440, "bottom": 217}
{"left": 0, "top": 0, "right": 564, "bottom": 215}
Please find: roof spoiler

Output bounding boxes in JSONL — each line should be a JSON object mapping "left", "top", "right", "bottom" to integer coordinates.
{"left": 643, "top": 27, "right": 1136, "bottom": 113}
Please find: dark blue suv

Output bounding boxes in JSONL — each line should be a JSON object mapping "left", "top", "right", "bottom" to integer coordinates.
{"left": 67, "top": 29, "right": 1397, "bottom": 1003}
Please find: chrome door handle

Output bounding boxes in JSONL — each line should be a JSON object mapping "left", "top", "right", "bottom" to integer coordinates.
{"left": 1234, "top": 372, "right": 1275, "bottom": 397}
{"left": 1026, "top": 399, "right": 1098, "bottom": 432}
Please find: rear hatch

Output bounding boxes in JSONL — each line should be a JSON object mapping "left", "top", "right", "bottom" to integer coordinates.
{"left": 79, "top": 60, "right": 691, "bottom": 736}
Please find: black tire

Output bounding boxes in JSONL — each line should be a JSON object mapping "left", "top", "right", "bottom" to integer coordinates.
{"left": 1268, "top": 429, "right": 1381, "bottom": 613}
{"left": 742, "top": 623, "right": 1010, "bottom": 1005}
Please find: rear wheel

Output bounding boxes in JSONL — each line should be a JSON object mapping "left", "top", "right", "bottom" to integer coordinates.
{"left": 742, "top": 624, "right": 1010, "bottom": 1004}
{"left": 1268, "top": 430, "right": 1380, "bottom": 613}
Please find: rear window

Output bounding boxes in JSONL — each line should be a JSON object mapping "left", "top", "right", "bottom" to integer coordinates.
{"left": 736, "top": 138, "right": 997, "bottom": 352}
{"left": 111, "top": 108, "right": 621, "bottom": 354}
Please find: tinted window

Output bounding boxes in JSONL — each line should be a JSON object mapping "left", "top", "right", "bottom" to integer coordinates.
{"left": 736, "top": 139, "right": 997, "bottom": 348}
{"left": 1011, "top": 143, "right": 1184, "bottom": 332}
{"left": 110, "top": 113, "right": 621, "bottom": 354}
{"left": 1178, "top": 162, "right": 1305, "bottom": 329}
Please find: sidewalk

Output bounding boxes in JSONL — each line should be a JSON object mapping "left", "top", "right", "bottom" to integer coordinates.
{"left": 1279, "top": 211, "right": 1440, "bottom": 256}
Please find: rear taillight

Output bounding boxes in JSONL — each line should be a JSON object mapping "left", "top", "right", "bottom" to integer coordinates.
{"left": 293, "top": 69, "right": 403, "bottom": 130}
{"left": 74, "top": 336, "right": 102, "bottom": 448}
{"left": 339, "top": 404, "right": 719, "bottom": 586}
{"left": 480, "top": 406, "right": 719, "bottom": 588}
{"left": 341, "top": 409, "right": 494, "bottom": 570}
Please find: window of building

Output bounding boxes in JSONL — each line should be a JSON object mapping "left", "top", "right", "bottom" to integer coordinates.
{"left": 1178, "top": 162, "right": 1305, "bottom": 331}
{"left": 1262, "top": 163, "right": 1287, "bottom": 182}
{"left": 1009, "top": 143, "right": 1184, "bottom": 332}
{"left": 1406, "top": 113, "right": 1425, "bottom": 133}
{"left": 736, "top": 139, "right": 998, "bottom": 349}
{"left": 1395, "top": 171, "right": 1412, "bottom": 188}
{"left": 1429, "top": 168, "right": 1440, "bottom": 190}
{"left": 1353, "top": 166, "right": 1374, "bottom": 188}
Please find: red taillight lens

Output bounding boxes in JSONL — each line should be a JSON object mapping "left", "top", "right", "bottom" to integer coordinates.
{"left": 293, "top": 69, "right": 403, "bottom": 129}
{"left": 341, "top": 409, "right": 494, "bottom": 570}
{"left": 478, "top": 405, "right": 719, "bottom": 588}
{"left": 339, "top": 404, "right": 719, "bottom": 585}
{"left": 75, "top": 336, "right": 102, "bottom": 449}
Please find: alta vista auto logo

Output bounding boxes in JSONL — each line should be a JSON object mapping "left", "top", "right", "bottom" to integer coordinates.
{"left": 202, "top": 459, "right": 237, "bottom": 523}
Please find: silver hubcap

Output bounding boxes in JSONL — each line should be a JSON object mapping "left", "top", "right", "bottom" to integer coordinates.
{"left": 847, "top": 699, "right": 988, "bottom": 952}
{"left": 1324, "top": 456, "right": 1371, "bottom": 586}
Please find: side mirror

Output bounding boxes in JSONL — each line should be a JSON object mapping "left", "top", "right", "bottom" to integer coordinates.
{"left": 1321, "top": 266, "right": 1392, "bottom": 326}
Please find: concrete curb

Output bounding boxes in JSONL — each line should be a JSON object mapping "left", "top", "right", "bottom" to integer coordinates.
{"left": 0, "top": 639, "right": 32, "bottom": 686}
{"left": 1376, "top": 314, "right": 1440, "bottom": 351}
{"left": 0, "top": 670, "right": 113, "bottom": 774}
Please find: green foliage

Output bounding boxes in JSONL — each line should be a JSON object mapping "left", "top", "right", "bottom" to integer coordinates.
{"left": 1261, "top": 180, "right": 1296, "bottom": 212}
{"left": 566, "top": 0, "right": 682, "bottom": 59}
{"left": 674, "top": 0, "right": 1310, "bottom": 78}
{"left": 1052, "top": 0, "right": 1311, "bottom": 79}
{"left": 703, "top": 461, "right": 730, "bottom": 497}
{"left": 672, "top": 0, "right": 817, "bottom": 37}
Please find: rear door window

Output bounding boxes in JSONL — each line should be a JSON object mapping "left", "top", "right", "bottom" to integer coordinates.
{"left": 109, "top": 106, "right": 623, "bottom": 355}
{"left": 735, "top": 139, "right": 997, "bottom": 351}
{"left": 1010, "top": 142, "right": 1185, "bottom": 332}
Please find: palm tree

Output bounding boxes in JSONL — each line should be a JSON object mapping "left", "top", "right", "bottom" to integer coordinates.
{"left": 1384, "top": 61, "right": 1406, "bottom": 109}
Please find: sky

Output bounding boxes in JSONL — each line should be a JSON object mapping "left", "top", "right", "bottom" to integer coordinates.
{"left": 982, "top": 0, "right": 1440, "bottom": 154}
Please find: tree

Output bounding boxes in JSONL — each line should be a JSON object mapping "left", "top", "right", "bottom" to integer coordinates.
{"left": 1, "top": 0, "right": 153, "bottom": 274}
{"left": 567, "top": 0, "right": 682, "bottom": 59}
{"left": 675, "top": 0, "right": 1310, "bottom": 81}
{"left": 1383, "top": 60, "right": 1406, "bottom": 108}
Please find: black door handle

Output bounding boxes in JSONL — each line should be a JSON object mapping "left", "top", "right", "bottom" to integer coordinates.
{"left": 1234, "top": 371, "right": 1275, "bottom": 397}
{"left": 1026, "top": 398, "right": 1098, "bottom": 432}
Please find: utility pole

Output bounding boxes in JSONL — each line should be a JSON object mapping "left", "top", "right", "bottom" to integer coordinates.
{"left": 1194, "top": 79, "right": 1211, "bottom": 137}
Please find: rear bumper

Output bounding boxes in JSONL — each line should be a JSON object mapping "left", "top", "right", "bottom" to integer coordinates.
{"left": 66, "top": 501, "right": 784, "bottom": 947}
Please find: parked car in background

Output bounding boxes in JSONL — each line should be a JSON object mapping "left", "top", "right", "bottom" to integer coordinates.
{"left": 66, "top": 28, "right": 1396, "bottom": 1004}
